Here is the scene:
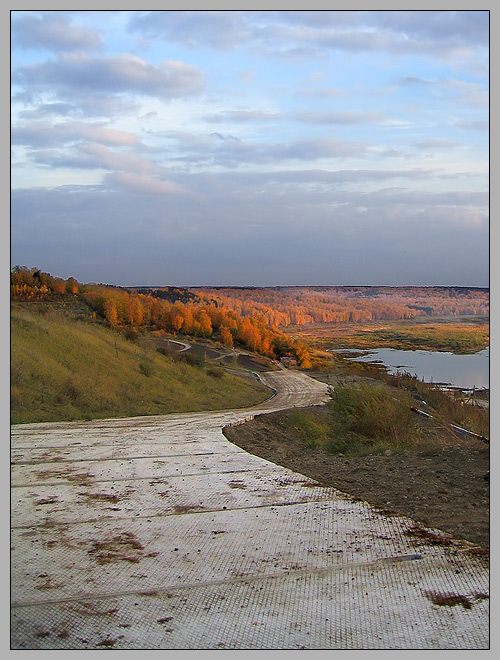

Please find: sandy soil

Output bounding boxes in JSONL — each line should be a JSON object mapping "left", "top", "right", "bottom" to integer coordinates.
{"left": 223, "top": 406, "right": 490, "bottom": 551}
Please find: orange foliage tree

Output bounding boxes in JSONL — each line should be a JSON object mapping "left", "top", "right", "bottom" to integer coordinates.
{"left": 218, "top": 326, "right": 233, "bottom": 348}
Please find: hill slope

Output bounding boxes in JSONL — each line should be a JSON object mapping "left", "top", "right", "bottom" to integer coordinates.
{"left": 11, "top": 304, "right": 269, "bottom": 424}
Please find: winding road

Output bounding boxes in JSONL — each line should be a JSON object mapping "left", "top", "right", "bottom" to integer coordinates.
{"left": 11, "top": 369, "right": 489, "bottom": 649}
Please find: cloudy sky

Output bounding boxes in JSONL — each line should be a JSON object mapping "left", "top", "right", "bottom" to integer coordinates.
{"left": 10, "top": 9, "right": 489, "bottom": 287}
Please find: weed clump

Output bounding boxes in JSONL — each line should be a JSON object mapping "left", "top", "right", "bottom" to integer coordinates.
{"left": 281, "top": 410, "right": 330, "bottom": 449}
{"left": 378, "top": 371, "right": 489, "bottom": 439}
{"left": 324, "top": 382, "right": 421, "bottom": 455}
{"left": 207, "top": 366, "right": 224, "bottom": 379}
{"left": 139, "top": 361, "right": 155, "bottom": 377}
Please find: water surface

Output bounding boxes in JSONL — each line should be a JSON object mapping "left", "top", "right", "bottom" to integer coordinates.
{"left": 338, "top": 346, "right": 489, "bottom": 390}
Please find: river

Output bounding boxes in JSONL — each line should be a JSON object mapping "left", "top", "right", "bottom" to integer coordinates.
{"left": 336, "top": 346, "right": 489, "bottom": 390}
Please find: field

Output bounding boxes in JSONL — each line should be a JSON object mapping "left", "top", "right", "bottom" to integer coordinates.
{"left": 286, "top": 317, "right": 489, "bottom": 355}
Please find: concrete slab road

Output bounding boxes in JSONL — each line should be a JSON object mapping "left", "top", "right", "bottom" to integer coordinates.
{"left": 11, "top": 370, "right": 489, "bottom": 649}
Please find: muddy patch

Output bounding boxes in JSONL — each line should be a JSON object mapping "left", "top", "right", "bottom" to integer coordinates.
{"left": 424, "top": 590, "right": 489, "bottom": 610}
{"left": 97, "top": 638, "right": 117, "bottom": 648}
{"left": 466, "top": 546, "right": 489, "bottom": 568}
{"left": 35, "top": 466, "right": 93, "bottom": 487}
{"left": 403, "top": 524, "right": 454, "bottom": 547}
{"left": 35, "top": 496, "right": 59, "bottom": 506}
{"left": 88, "top": 532, "right": 158, "bottom": 565}
{"left": 81, "top": 492, "right": 120, "bottom": 503}
{"left": 35, "top": 573, "right": 62, "bottom": 591}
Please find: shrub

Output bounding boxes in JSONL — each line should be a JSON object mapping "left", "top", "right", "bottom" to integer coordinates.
{"left": 139, "top": 361, "right": 155, "bottom": 377}
{"left": 157, "top": 344, "right": 173, "bottom": 357}
{"left": 285, "top": 410, "right": 330, "bottom": 448}
{"left": 125, "top": 327, "right": 140, "bottom": 342}
{"left": 376, "top": 371, "right": 489, "bottom": 439}
{"left": 179, "top": 351, "right": 205, "bottom": 367}
{"left": 207, "top": 366, "right": 224, "bottom": 379}
{"left": 327, "top": 382, "right": 419, "bottom": 454}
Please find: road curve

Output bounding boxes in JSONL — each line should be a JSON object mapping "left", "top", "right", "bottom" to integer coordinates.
{"left": 10, "top": 369, "right": 488, "bottom": 650}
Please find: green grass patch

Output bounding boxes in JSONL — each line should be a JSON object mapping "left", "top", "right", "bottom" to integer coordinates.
{"left": 11, "top": 304, "right": 268, "bottom": 424}
{"left": 281, "top": 409, "right": 332, "bottom": 449}
{"left": 274, "top": 384, "right": 423, "bottom": 457}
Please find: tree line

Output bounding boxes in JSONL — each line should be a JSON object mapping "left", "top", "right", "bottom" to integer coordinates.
{"left": 194, "top": 285, "right": 489, "bottom": 326}
{"left": 12, "top": 268, "right": 488, "bottom": 368}
{"left": 10, "top": 267, "right": 312, "bottom": 367}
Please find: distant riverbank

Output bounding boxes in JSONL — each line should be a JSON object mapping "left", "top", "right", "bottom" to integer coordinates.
{"left": 335, "top": 346, "right": 489, "bottom": 390}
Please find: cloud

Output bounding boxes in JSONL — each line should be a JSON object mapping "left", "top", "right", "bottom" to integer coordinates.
{"left": 204, "top": 110, "right": 282, "bottom": 123}
{"left": 278, "top": 10, "right": 489, "bottom": 59}
{"left": 10, "top": 10, "right": 489, "bottom": 287}
{"left": 27, "top": 149, "right": 100, "bottom": 171}
{"left": 293, "top": 111, "right": 387, "bottom": 125}
{"left": 265, "top": 137, "right": 373, "bottom": 162}
{"left": 105, "top": 172, "right": 187, "bottom": 196}
{"left": 10, "top": 179, "right": 488, "bottom": 287}
{"left": 77, "top": 143, "right": 165, "bottom": 176}
{"left": 14, "top": 94, "right": 141, "bottom": 120}
{"left": 163, "top": 132, "right": 374, "bottom": 167}
{"left": 210, "top": 132, "right": 241, "bottom": 142}
{"left": 398, "top": 76, "right": 434, "bottom": 86}
{"left": 237, "top": 71, "right": 256, "bottom": 83}
{"left": 12, "top": 120, "right": 143, "bottom": 150}
{"left": 453, "top": 118, "right": 489, "bottom": 132}
{"left": 129, "top": 10, "right": 253, "bottom": 51}
{"left": 398, "top": 77, "right": 488, "bottom": 109}
{"left": 373, "top": 10, "right": 489, "bottom": 47}
{"left": 17, "top": 102, "right": 78, "bottom": 118}
{"left": 413, "top": 139, "right": 460, "bottom": 150}
{"left": 447, "top": 80, "right": 489, "bottom": 108}
{"left": 11, "top": 121, "right": 65, "bottom": 148}
{"left": 11, "top": 11, "right": 103, "bottom": 52}
{"left": 13, "top": 53, "right": 205, "bottom": 99}
{"left": 75, "top": 124, "right": 142, "bottom": 148}
{"left": 127, "top": 10, "right": 488, "bottom": 61}
{"left": 294, "top": 88, "right": 346, "bottom": 99}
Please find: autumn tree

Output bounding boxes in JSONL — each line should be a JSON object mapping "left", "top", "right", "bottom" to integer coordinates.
{"left": 65, "top": 277, "right": 78, "bottom": 294}
{"left": 169, "top": 304, "right": 185, "bottom": 334}
{"left": 218, "top": 325, "right": 233, "bottom": 348}
{"left": 196, "top": 308, "right": 213, "bottom": 337}
{"left": 132, "top": 297, "right": 144, "bottom": 325}
{"left": 104, "top": 298, "right": 118, "bottom": 326}
{"left": 293, "top": 341, "right": 312, "bottom": 368}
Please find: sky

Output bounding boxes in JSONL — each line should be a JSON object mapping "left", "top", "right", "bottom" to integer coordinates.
{"left": 10, "top": 9, "right": 490, "bottom": 287}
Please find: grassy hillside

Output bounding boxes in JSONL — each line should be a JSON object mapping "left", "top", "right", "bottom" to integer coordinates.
{"left": 11, "top": 304, "right": 269, "bottom": 424}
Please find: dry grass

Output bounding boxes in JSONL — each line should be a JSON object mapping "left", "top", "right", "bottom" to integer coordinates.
{"left": 281, "top": 377, "right": 488, "bottom": 457}
{"left": 11, "top": 304, "right": 268, "bottom": 424}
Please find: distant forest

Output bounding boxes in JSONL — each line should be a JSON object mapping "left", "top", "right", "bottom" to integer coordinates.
{"left": 193, "top": 285, "right": 489, "bottom": 328}
{"left": 11, "top": 267, "right": 488, "bottom": 367}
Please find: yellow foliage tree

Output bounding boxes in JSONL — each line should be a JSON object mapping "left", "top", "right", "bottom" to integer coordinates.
{"left": 104, "top": 298, "right": 118, "bottom": 326}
